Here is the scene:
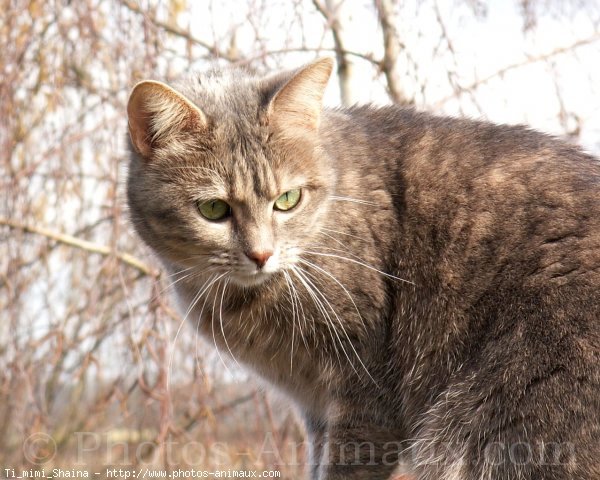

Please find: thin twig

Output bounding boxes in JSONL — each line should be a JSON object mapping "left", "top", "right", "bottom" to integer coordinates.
{"left": 118, "top": 0, "right": 238, "bottom": 62}
{"left": 434, "top": 33, "right": 600, "bottom": 107}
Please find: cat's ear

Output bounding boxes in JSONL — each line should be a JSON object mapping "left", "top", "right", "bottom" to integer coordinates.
{"left": 267, "top": 57, "right": 333, "bottom": 134}
{"left": 127, "top": 80, "right": 207, "bottom": 157}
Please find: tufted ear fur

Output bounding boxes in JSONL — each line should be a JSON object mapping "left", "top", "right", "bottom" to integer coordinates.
{"left": 267, "top": 57, "right": 333, "bottom": 135}
{"left": 127, "top": 80, "right": 207, "bottom": 158}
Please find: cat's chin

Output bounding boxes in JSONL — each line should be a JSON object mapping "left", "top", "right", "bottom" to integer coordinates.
{"left": 230, "top": 271, "right": 274, "bottom": 288}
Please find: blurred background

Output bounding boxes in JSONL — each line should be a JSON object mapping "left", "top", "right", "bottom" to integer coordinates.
{"left": 1, "top": 0, "right": 600, "bottom": 478}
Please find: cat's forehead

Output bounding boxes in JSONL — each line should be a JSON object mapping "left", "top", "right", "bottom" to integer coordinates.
{"left": 176, "top": 68, "right": 264, "bottom": 121}
{"left": 224, "top": 157, "right": 305, "bottom": 203}
{"left": 185, "top": 139, "right": 303, "bottom": 204}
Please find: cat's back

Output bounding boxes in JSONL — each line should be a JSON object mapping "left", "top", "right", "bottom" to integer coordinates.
{"left": 323, "top": 104, "right": 600, "bottom": 197}
{"left": 323, "top": 105, "right": 600, "bottom": 291}
{"left": 322, "top": 106, "right": 600, "bottom": 477}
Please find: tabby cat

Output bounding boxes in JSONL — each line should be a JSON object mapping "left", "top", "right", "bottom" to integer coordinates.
{"left": 126, "top": 58, "right": 600, "bottom": 479}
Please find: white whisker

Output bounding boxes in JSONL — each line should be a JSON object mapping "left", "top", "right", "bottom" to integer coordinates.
{"left": 316, "top": 231, "right": 376, "bottom": 266}
{"left": 320, "top": 226, "right": 370, "bottom": 243}
{"left": 329, "top": 195, "right": 380, "bottom": 207}
{"left": 304, "top": 249, "right": 415, "bottom": 285}
{"left": 160, "top": 265, "right": 216, "bottom": 297}
{"left": 285, "top": 270, "right": 312, "bottom": 350}
{"left": 283, "top": 272, "right": 298, "bottom": 373}
{"left": 299, "top": 258, "right": 363, "bottom": 325}
{"left": 219, "top": 277, "right": 242, "bottom": 369}
{"left": 318, "top": 230, "right": 365, "bottom": 252}
{"left": 168, "top": 272, "right": 220, "bottom": 389}
{"left": 140, "top": 263, "right": 209, "bottom": 336}
{"left": 210, "top": 274, "right": 235, "bottom": 377}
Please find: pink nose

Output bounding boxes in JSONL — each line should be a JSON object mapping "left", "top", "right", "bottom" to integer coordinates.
{"left": 246, "top": 250, "right": 273, "bottom": 268}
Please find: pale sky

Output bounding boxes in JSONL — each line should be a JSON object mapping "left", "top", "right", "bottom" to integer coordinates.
{"left": 179, "top": 0, "right": 600, "bottom": 152}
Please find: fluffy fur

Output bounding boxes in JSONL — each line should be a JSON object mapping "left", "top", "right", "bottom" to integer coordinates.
{"left": 127, "top": 58, "right": 600, "bottom": 479}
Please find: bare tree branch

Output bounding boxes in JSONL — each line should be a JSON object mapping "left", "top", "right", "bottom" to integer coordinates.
{"left": 236, "top": 47, "right": 379, "bottom": 67}
{"left": 118, "top": 0, "right": 239, "bottom": 62}
{"left": 313, "top": 0, "right": 353, "bottom": 105}
{"left": 0, "top": 217, "right": 157, "bottom": 277}
{"left": 434, "top": 33, "right": 600, "bottom": 107}
{"left": 375, "top": 0, "right": 413, "bottom": 104}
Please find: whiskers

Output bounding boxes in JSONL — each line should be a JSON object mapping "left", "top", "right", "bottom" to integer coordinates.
{"left": 283, "top": 270, "right": 307, "bottom": 373}
{"left": 306, "top": 242, "right": 415, "bottom": 286}
{"left": 289, "top": 263, "right": 379, "bottom": 387}
{"left": 161, "top": 262, "right": 212, "bottom": 295}
{"left": 167, "top": 270, "right": 233, "bottom": 390}
{"left": 162, "top": 236, "right": 410, "bottom": 391}
{"left": 211, "top": 275, "right": 242, "bottom": 375}
{"left": 139, "top": 260, "right": 219, "bottom": 353}
{"left": 278, "top": 230, "right": 415, "bottom": 384}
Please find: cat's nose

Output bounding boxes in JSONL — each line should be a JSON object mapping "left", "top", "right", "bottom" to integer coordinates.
{"left": 246, "top": 250, "right": 273, "bottom": 269}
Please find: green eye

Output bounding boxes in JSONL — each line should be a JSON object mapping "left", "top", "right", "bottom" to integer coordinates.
{"left": 274, "top": 189, "right": 301, "bottom": 211}
{"left": 198, "top": 199, "right": 230, "bottom": 220}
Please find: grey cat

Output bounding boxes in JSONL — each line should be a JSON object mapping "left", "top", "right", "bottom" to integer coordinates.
{"left": 126, "top": 58, "right": 600, "bottom": 479}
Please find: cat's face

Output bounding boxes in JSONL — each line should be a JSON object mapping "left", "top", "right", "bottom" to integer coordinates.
{"left": 131, "top": 134, "right": 332, "bottom": 288}
{"left": 126, "top": 59, "right": 334, "bottom": 288}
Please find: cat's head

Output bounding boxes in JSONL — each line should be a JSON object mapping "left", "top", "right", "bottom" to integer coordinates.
{"left": 126, "top": 58, "right": 335, "bottom": 288}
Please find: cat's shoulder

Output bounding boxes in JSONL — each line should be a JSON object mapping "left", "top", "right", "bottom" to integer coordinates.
{"left": 324, "top": 103, "right": 596, "bottom": 161}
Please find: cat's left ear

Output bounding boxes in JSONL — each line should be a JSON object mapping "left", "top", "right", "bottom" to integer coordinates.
{"left": 127, "top": 80, "right": 207, "bottom": 158}
{"left": 267, "top": 57, "right": 334, "bottom": 135}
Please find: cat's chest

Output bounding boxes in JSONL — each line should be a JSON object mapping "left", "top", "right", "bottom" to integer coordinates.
{"left": 181, "top": 284, "right": 334, "bottom": 413}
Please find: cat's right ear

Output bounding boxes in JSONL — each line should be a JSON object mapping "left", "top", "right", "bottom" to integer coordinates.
{"left": 127, "top": 80, "right": 207, "bottom": 158}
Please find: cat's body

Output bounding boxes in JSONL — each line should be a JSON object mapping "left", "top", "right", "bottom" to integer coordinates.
{"left": 127, "top": 59, "right": 600, "bottom": 479}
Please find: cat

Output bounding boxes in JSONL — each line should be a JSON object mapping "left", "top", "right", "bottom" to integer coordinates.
{"left": 126, "top": 58, "right": 600, "bottom": 479}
